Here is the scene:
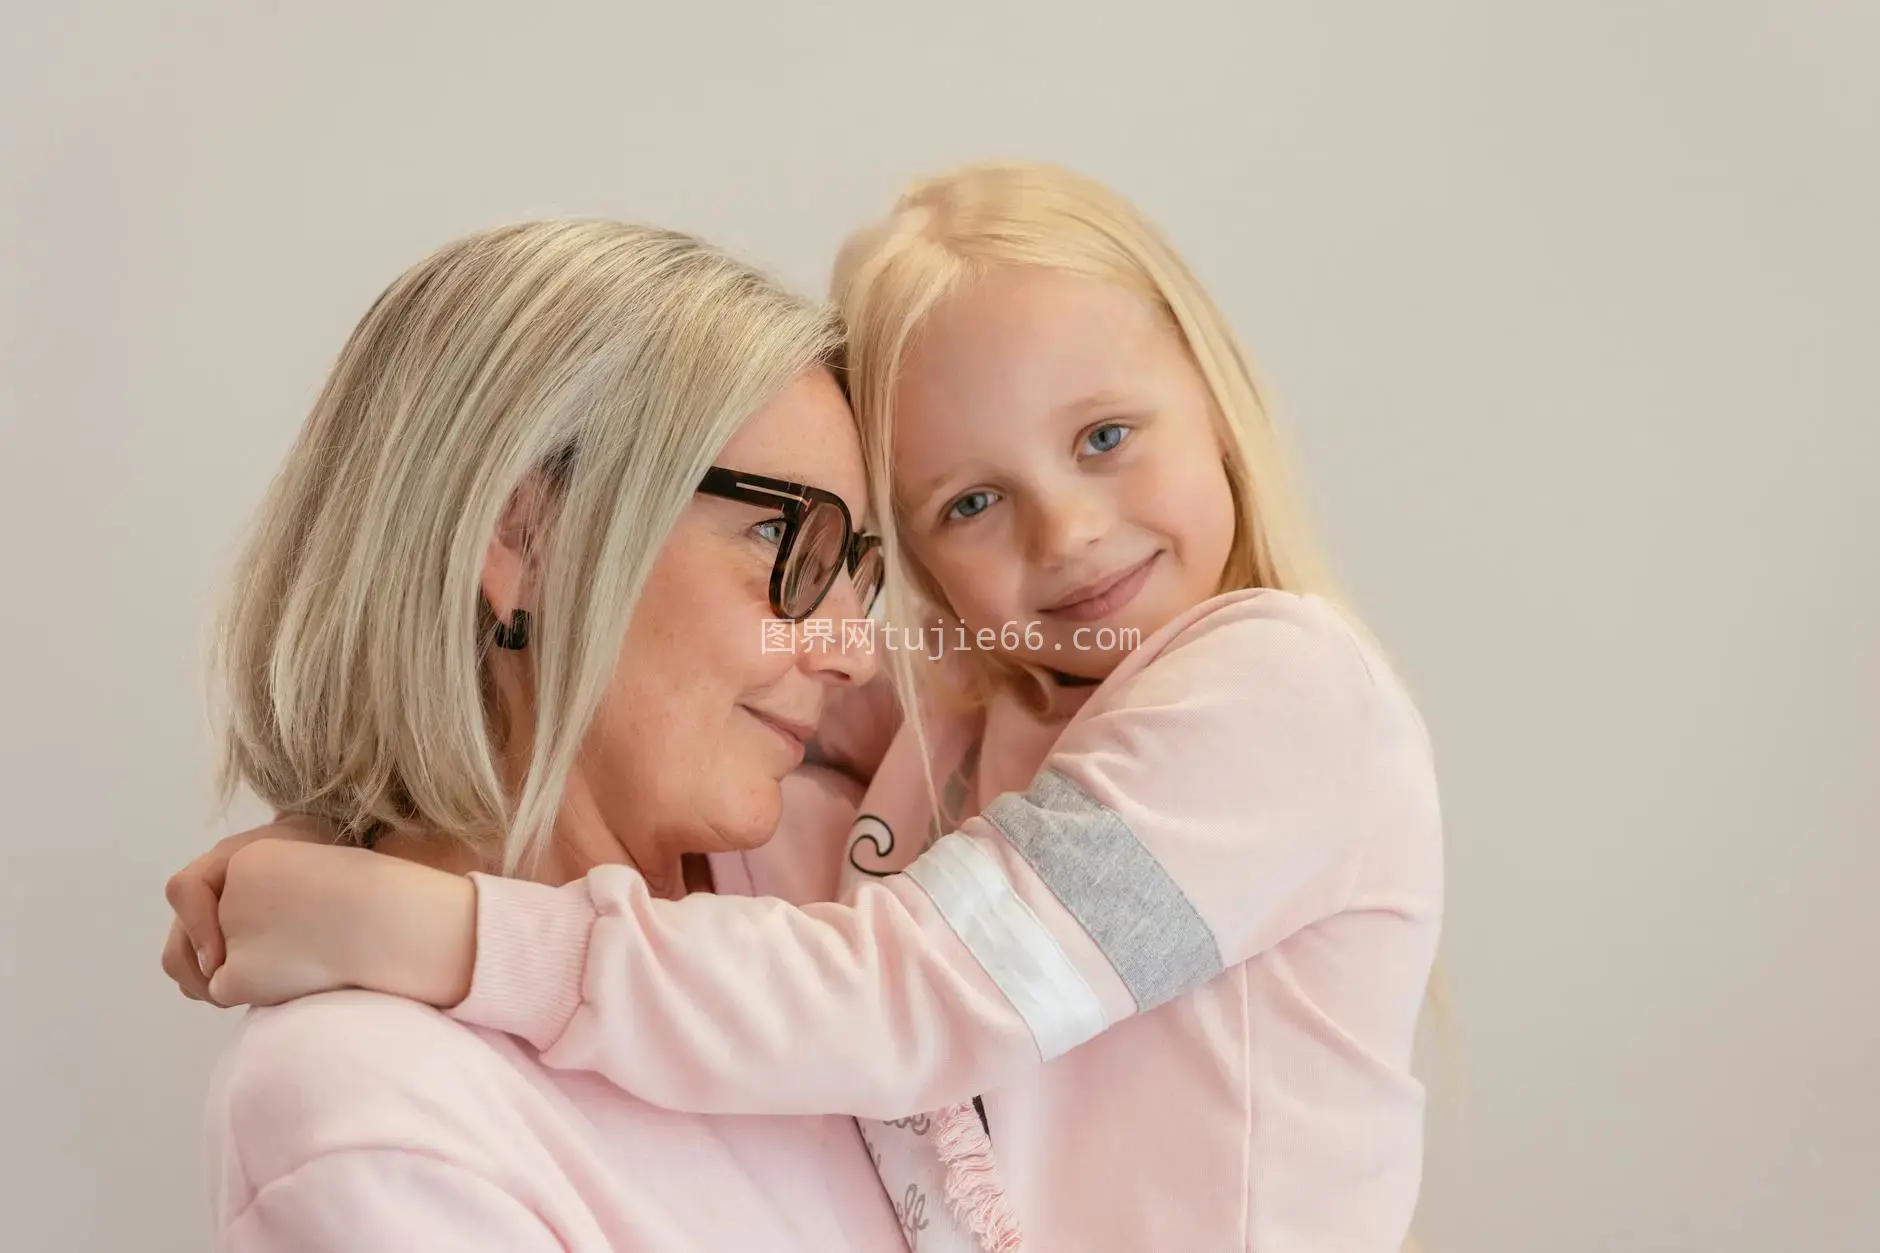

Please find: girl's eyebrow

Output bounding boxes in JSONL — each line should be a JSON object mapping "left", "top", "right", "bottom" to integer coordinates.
{"left": 1053, "top": 388, "right": 1135, "bottom": 420}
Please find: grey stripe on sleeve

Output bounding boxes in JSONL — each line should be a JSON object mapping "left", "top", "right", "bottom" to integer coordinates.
{"left": 983, "top": 768, "right": 1223, "bottom": 1012}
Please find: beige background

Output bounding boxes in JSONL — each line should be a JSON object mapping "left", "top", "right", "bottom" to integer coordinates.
{"left": 3, "top": 3, "right": 1875, "bottom": 1250}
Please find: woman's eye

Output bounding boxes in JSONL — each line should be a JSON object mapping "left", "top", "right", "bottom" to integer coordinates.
{"left": 945, "top": 490, "right": 998, "bottom": 522}
{"left": 1081, "top": 422, "right": 1130, "bottom": 456}
{"left": 751, "top": 518, "right": 788, "bottom": 546}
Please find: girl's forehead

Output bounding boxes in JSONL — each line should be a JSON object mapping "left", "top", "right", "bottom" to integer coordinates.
{"left": 904, "top": 271, "right": 1169, "bottom": 405}
{"left": 895, "top": 291, "right": 1175, "bottom": 470}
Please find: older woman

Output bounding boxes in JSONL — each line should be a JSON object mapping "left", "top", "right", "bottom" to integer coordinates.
{"left": 176, "top": 221, "right": 902, "bottom": 1250}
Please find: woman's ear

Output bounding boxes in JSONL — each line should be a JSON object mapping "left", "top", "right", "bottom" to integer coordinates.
{"left": 478, "top": 476, "right": 553, "bottom": 619}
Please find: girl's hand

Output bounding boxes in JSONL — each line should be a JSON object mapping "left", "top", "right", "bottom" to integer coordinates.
{"left": 205, "top": 840, "right": 478, "bottom": 1010}
{"left": 160, "top": 814, "right": 335, "bottom": 1002}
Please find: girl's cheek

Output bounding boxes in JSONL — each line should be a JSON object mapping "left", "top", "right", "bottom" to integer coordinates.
{"left": 929, "top": 550, "right": 1016, "bottom": 625}
{"left": 1127, "top": 451, "right": 1198, "bottom": 520}
{"left": 1139, "top": 446, "right": 1235, "bottom": 566}
{"left": 938, "top": 565, "right": 1003, "bottom": 622}
{"left": 1191, "top": 468, "right": 1241, "bottom": 582}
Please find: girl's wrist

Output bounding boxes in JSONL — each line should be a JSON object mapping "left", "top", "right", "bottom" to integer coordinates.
{"left": 344, "top": 857, "right": 478, "bottom": 1008}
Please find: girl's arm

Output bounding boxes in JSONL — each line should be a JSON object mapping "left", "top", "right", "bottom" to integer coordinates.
{"left": 438, "top": 590, "right": 1441, "bottom": 1119}
{"left": 171, "top": 680, "right": 900, "bottom": 1005}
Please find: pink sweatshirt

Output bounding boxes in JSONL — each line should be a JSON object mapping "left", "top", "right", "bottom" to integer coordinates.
{"left": 446, "top": 589, "right": 1445, "bottom": 1251}
{"left": 203, "top": 765, "right": 908, "bottom": 1252}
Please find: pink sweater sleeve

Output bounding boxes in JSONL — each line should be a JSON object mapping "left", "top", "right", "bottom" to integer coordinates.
{"left": 218, "top": 1149, "right": 562, "bottom": 1252}
{"left": 450, "top": 591, "right": 1436, "bottom": 1118}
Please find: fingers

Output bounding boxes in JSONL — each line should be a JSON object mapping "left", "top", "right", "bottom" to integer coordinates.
{"left": 161, "top": 819, "right": 339, "bottom": 1008}
{"left": 207, "top": 961, "right": 265, "bottom": 1009}
{"left": 165, "top": 862, "right": 228, "bottom": 979}
{"left": 161, "top": 918, "right": 215, "bottom": 1003}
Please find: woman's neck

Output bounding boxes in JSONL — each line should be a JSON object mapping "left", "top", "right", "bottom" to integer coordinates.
{"left": 370, "top": 829, "right": 488, "bottom": 877}
{"left": 543, "top": 771, "right": 692, "bottom": 897}
{"left": 372, "top": 782, "right": 695, "bottom": 900}
{"left": 469, "top": 669, "right": 694, "bottom": 897}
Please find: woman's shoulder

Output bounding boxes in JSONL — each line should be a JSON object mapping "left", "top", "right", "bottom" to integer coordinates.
{"left": 208, "top": 990, "right": 525, "bottom": 1190}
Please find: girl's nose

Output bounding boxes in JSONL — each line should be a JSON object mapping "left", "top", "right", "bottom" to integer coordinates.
{"left": 1029, "top": 485, "right": 1110, "bottom": 566}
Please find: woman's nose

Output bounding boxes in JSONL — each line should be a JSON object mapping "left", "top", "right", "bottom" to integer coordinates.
{"left": 796, "top": 575, "right": 879, "bottom": 687}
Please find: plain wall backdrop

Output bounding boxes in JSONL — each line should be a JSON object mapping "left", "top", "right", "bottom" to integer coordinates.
{"left": 3, "top": 2, "right": 1875, "bottom": 1250}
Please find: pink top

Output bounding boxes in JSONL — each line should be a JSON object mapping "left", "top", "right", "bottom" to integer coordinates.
{"left": 446, "top": 589, "right": 1446, "bottom": 1252}
{"left": 203, "top": 766, "right": 908, "bottom": 1252}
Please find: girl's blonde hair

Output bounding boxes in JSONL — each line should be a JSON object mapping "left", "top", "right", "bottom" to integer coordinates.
{"left": 832, "top": 164, "right": 1447, "bottom": 1249}
{"left": 831, "top": 159, "right": 1358, "bottom": 711}
{"left": 214, "top": 220, "right": 839, "bottom": 876}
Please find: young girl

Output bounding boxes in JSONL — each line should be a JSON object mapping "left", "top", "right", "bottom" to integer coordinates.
{"left": 187, "top": 163, "right": 1443, "bottom": 1252}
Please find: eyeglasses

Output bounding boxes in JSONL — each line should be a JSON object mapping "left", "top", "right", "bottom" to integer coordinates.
{"left": 696, "top": 466, "right": 885, "bottom": 622}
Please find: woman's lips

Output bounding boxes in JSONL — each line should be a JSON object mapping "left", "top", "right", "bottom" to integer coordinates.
{"left": 745, "top": 708, "right": 813, "bottom": 762}
{"left": 1040, "top": 552, "right": 1160, "bottom": 624}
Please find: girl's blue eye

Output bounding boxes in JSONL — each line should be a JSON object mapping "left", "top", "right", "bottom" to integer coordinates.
{"left": 945, "top": 490, "right": 998, "bottom": 522}
{"left": 752, "top": 518, "right": 788, "bottom": 546}
{"left": 1082, "top": 423, "right": 1129, "bottom": 455}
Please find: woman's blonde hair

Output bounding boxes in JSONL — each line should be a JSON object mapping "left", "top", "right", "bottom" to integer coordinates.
{"left": 214, "top": 220, "right": 839, "bottom": 876}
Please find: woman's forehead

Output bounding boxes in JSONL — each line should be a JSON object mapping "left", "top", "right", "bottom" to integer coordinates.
{"left": 716, "top": 369, "right": 870, "bottom": 521}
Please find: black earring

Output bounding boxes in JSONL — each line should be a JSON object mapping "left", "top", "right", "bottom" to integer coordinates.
{"left": 492, "top": 608, "right": 531, "bottom": 651}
